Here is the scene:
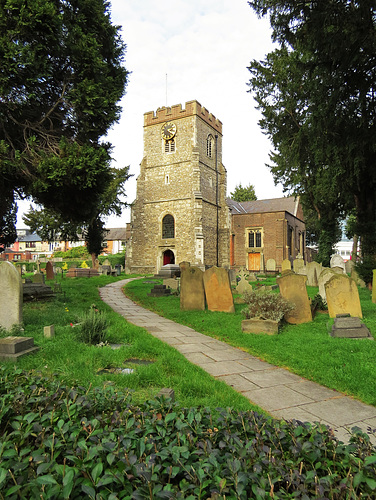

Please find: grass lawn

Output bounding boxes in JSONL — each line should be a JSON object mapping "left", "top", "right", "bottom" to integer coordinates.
{"left": 1, "top": 274, "right": 262, "bottom": 413}
{"left": 124, "top": 278, "right": 376, "bottom": 407}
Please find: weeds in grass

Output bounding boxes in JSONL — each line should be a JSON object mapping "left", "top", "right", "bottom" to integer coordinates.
{"left": 76, "top": 306, "right": 109, "bottom": 345}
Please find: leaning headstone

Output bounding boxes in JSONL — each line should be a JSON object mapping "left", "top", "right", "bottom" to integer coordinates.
{"left": 318, "top": 268, "right": 336, "bottom": 301}
{"left": 331, "top": 315, "right": 372, "bottom": 339}
{"left": 236, "top": 267, "right": 252, "bottom": 295}
{"left": 203, "top": 266, "right": 235, "bottom": 313}
{"left": 266, "top": 259, "right": 276, "bottom": 272}
{"left": 0, "top": 336, "right": 39, "bottom": 361}
{"left": 277, "top": 273, "right": 312, "bottom": 324}
{"left": 306, "top": 261, "right": 322, "bottom": 287}
{"left": 281, "top": 259, "right": 292, "bottom": 273}
{"left": 0, "top": 261, "right": 23, "bottom": 331}
{"left": 180, "top": 266, "right": 205, "bottom": 311}
{"left": 330, "top": 254, "right": 346, "bottom": 273}
{"left": 45, "top": 261, "right": 54, "bottom": 280}
{"left": 325, "top": 274, "right": 362, "bottom": 318}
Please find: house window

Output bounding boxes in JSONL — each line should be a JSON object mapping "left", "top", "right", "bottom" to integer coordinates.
{"left": 248, "top": 229, "right": 262, "bottom": 248}
{"left": 207, "top": 134, "right": 214, "bottom": 158}
{"left": 164, "top": 139, "right": 175, "bottom": 153}
{"left": 162, "top": 214, "right": 175, "bottom": 239}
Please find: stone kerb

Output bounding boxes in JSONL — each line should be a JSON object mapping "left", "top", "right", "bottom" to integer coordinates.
{"left": 306, "top": 261, "right": 322, "bottom": 287}
{"left": 330, "top": 254, "right": 346, "bottom": 273}
{"left": 0, "top": 261, "right": 23, "bottom": 331}
{"left": 325, "top": 274, "right": 362, "bottom": 319}
{"left": 203, "top": 266, "right": 235, "bottom": 313}
{"left": 277, "top": 273, "right": 312, "bottom": 324}
{"left": 180, "top": 266, "right": 205, "bottom": 311}
{"left": 318, "top": 268, "right": 336, "bottom": 301}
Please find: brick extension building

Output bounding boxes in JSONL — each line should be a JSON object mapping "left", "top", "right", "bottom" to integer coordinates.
{"left": 125, "top": 100, "right": 306, "bottom": 274}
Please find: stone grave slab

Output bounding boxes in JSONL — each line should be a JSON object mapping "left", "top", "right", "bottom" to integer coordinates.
{"left": 277, "top": 273, "right": 312, "bottom": 324}
{"left": 203, "top": 266, "right": 235, "bottom": 313}
{"left": 325, "top": 275, "right": 362, "bottom": 318}
{"left": 331, "top": 316, "right": 372, "bottom": 339}
{"left": 180, "top": 266, "right": 205, "bottom": 311}
{"left": 0, "top": 261, "right": 23, "bottom": 331}
{"left": 0, "top": 336, "right": 39, "bottom": 361}
{"left": 155, "top": 264, "right": 180, "bottom": 278}
{"left": 23, "top": 283, "right": 55, "bottom": 301}
{"left": 148, "top": 284, "right": 171, "bottom": 297}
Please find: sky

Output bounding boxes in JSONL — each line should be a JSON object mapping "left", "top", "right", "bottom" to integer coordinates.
{"left": 17, "top": 0, "right": 285, "bottom": 229}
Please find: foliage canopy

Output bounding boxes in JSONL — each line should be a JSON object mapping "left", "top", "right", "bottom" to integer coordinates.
{"left": 230, "top": 183, "right": 257, "bottom": 202}
{"left": 0, "top": 0, "right": 128, "bottom": 248}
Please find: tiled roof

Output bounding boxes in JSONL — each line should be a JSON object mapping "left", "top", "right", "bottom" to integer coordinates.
{"left": 226, "top": 196, "right": 299, "bottom": 217}
{"left": 104, "top": 228, "right": 128, "bottom": 241}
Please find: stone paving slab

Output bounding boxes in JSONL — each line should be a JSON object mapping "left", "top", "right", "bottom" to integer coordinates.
{"left": 99, "top": 279, "right": 376, "bottom": 443}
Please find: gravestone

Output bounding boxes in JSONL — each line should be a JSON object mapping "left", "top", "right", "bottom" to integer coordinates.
{"left": 44, "top": 325, "right": 55, "bottom": 338}
{"left": 94, "top": 259, "right": 100, "bottom": 270}
{"left": 277, "top": 273, "right": 312, "bottom": 324}
{"left": 351, "top": 267, "right": 366, "bottom": 288}
{"left": 281, "top": 259, "right": 291, "bottom": 273}
{"left": 100, "top": 265, "right": 112, "bottom": 276}
{"left": 325, "top": 274, "right": 362, "bottom": 318}
{"left": 103, "top": 258, "right": 111, "bottom": 266}
{"left": 45, "top": 261, "right": 54, "bottom": 280}
{"left": 0, "top": 336, "right": 39, "bottom": 361}
{"left": 228, "top": 269, "right": 236, "bottom": 286}
{"left": 330, "top": 315, "right": 372, "bottom": 339}
{"left": 155, "top": 264, "right": 180, "bottom": 278}
{"left": 330, "top": 254, "right": 346, "bottom": 273}
{"left": 148, "top": 284, "right": 171, "bottom": 297}
{"left": 180, "top": 266, "right": 205, "bottom": 311}
{"left": 0, "top": 261, "right": 23, "bottom": 331}
{"left": 33, "top": 272, "right": 45, "bottom": 284}
{"left": 22, "top": 264, "right": 27, "bottom": 274}
{"left": 293, "top": 256, "right": 305, "bottom": 274}
{"left": 306, "top": 261, "right": 322, "bottom": 287}
{"left": 318, "top": 268, "right": 336, "bottom": 301}
{"left": 236, "top": 267, "right": 252, "bottom": 295}
{"left": 203, "top": 266, "right": 235, "bottom": 313}
{"left": 331, "top": 266, "right": 345, "bottom": 275}
{"left": 345, "top": 260, "right": 354, "bottom": 275}
{"left": 163, "top": 278, "right": 179, "bottom": 290}
{"left": 179, "top": 261, "right": 191, "bottom": 272}
{"left": 266, "top": 259, "right": 276, "bottom": 272}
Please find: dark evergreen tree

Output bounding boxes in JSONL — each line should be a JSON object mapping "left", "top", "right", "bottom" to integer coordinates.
{"left": 230, "top": 183, "right": 257, "bottom": 202}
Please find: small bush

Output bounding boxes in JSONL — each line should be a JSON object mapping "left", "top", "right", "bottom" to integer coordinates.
{"left": 355, "top": 255, "right": 376, "bottom": 285}
{"left": 242, "top": 288, "right": 294, "bottom": 321}
{"left": 76, "top": 307, "right": 109, "bottom": 345}
{"left": 311, "top": 293, "right": 328, "bottom": 311}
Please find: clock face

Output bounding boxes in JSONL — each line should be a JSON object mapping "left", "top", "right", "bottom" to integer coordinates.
{"left": 161, "top": 122, "right": 177, "bottom": 140}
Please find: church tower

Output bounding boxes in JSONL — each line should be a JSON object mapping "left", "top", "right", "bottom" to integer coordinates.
{"left": 125, "top": 100, "right": 230, "bottom": 274}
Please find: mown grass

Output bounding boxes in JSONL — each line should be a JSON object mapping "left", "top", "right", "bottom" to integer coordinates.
{"left": 1, "top": 274, "right": 262, "bottom": 412}
{"left": 124, "top": 278, "right": 376, "bottom": 407}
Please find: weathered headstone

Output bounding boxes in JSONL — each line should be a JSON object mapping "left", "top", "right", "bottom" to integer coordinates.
{"left": 103, "top": 258, "right": 111, "bottom": 266}
{"left": 0, "top": 336, "right": 39, "bottom": 361}
{"left": 330, "top": 315, "right": 372, "bottom": 339}
{"left": 281, "top": 259, "right": 292, "bottom": 273}
{"left": 33, "top": 272, "right": 45, "bottom": 284}
{"left": 345, "top": 260, "right": 354, "bottom": 275}
{"left": 203, "top": 266, "right": 235, "bottom": 313}
{"left": 45, "top": 261, "right": 54, "bottom": 280}
{"left": 94, "top": 258, "right": 100, "bottom": 270}
{"left": 163, "top": 278, "right": 179, "bottom": 290}
{"left": 330, "top": 254, "right": 346, "bottom": 272}
{"left": 236, "top": 266, "right": 252, "bottom": 295}
{"left": 277, "top": 273, "right": 312, "bottom": 324}
{"left": 44, "top": 325, "right": 55, "bottom": 338}
{"left": 180, "top": 266, "right": 205, "bottom": 310}
{"left": 318, "top": 268, "right": 336, "bottom": 301}
{"left": 351, "top": 267, "right": 366, "bottom": 288}
{"left": 325, "top": 274, "right": 363, "bottom": 318}
{"left": 331, "top": 266, "right": 345, "bottom": 275}
{"left": 266, "top": 259, "right": 276, "bottom": 272}
{"left": 293, "top": 256, "right": 305, "bottom": 274}
{"left": 0, "top": 261, "right": 23, "bottom": 331}
{"left": 148, "top": 284, "right": 171, "bottom": 297}
{"left": 306, "top": 261, "right": 322, "bottom": 287}
{"left": 228, "top": 269, "right": 236, "bottom": 286}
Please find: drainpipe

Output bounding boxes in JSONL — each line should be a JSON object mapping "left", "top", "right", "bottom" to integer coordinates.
{"left": 215, "top": 134, "right": 219, "bottom": 267}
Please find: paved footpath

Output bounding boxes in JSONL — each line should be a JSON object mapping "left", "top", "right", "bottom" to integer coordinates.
{"left": 100, "top": 278, "right": 376, "bottom": 443}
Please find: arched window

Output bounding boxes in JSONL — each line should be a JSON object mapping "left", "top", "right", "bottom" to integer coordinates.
{"left": 162, "top": 214, "right": 175, "bottom": 239}
{"left": 206, "top": 134, "right": 214, "bottom": 158}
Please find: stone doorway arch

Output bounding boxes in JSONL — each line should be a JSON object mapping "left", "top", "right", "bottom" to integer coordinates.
{"left": 163, "top": 249, "right": 175, "bottom": 265}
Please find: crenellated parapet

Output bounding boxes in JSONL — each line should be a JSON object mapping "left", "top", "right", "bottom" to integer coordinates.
{"left": 144, "top": 100, "right": 222, "bottom": 134}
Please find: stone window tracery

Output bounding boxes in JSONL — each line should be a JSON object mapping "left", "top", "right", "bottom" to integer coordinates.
{"left": 206, "top": 134, "right": 214, "bottom": 158}
{"left": 248, "top": 229, "right": 262, "bottom": 248}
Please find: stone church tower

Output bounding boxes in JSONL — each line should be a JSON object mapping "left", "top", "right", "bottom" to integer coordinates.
{"left": 125, "top": 100, "right": 230, "bottom": 274}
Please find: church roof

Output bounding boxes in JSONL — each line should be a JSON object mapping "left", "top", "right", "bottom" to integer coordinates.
{"left": 226, "top": 196, "right": 300, "bottom": 218}
{"left": 104, "top": 228, "right": 128, "bottom": 241}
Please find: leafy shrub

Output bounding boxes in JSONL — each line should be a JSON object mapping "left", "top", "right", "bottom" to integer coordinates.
{"left": 311, "top": 293, "right": 328, "bottom": 311}
{"left": 1, "top": 366, "right": 376, "bottom": 499}
{"left": 242, "top": 288, "right": 294, "bottom": 321}
{"left": 355, "top": 255, "right": 376, "bottom": 285}
{"left": 99, "top": 252, "right": 125, "bottom": 266}
{"left": 76, "top": 307, "right": 109, "bottom": 345}
{"left": 54, "top": 245, "right": 90, "bottom": 259}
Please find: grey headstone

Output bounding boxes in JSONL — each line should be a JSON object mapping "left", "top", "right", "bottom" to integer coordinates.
{"left": 0, "top": 261, "right": 23, "bottom": 331}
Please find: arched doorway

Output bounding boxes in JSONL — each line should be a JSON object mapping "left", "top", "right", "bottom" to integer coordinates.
{"left": 163, "top": 249, "right": 175, "bottom": 265}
